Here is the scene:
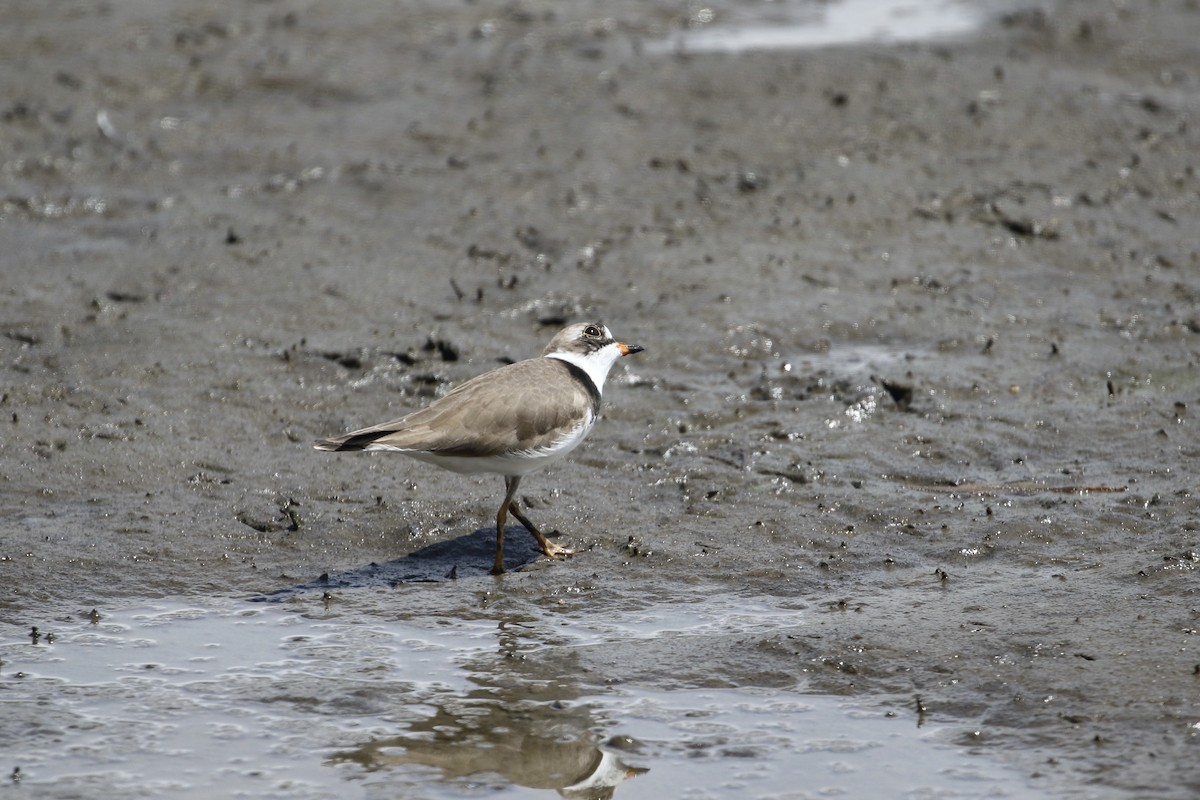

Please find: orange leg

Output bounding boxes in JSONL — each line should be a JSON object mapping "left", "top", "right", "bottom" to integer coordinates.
{"left": 491, "top": 476, "right": 522, "bottom": 575}
{"left": 492, "top": 475, "right": 573, "bottom": 574}
{"left": 510, "top": 500, "right": 574, "bottom": 559}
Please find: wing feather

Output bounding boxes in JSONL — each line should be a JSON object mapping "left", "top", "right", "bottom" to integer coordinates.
{"left": 314, "top": 358, "right": 598, "bottom": 456}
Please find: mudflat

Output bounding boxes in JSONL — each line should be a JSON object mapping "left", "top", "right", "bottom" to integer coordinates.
{"left": 2, "top": 1, "right": 1198, "bottom": 796}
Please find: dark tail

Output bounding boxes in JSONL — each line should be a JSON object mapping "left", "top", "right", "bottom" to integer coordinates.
{"left": 313, "top": 431, "right": 385, "bottom": 451}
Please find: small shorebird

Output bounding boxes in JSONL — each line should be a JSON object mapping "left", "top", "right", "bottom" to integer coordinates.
{"left": 315, "top": 323, "right": 643, "bottom": 574}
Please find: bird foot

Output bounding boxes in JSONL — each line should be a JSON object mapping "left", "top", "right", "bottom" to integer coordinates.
{"left": 541, "top": 541, "right": 574, "bottom": 559}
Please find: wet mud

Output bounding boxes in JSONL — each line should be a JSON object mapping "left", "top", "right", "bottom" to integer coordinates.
{"left": 2, "top": 0, "right": 1199, "bottom": 797}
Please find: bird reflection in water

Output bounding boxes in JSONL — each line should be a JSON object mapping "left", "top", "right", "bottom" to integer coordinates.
{"left": 329, "top": 696, "right": 646, "bottom": 798}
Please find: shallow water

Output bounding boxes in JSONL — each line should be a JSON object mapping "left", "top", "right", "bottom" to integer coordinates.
{"left": 1, "top": 597, "right": 1044, "bottom": 799}
{"left": 650, "top": 0, "right": 980, "bottom": 54}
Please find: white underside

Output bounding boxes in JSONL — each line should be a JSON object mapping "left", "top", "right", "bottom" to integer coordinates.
{"left": 364, "top": 412, "right": 596, "bottom": 476}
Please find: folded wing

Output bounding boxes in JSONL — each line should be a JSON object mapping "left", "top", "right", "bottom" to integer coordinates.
{"left": 314, "top": 358, "right": 599, "bottom": 457}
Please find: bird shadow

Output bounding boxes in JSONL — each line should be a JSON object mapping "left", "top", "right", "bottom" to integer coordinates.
{"left": 250, "top": 527, "right": 551, "bottom": 602}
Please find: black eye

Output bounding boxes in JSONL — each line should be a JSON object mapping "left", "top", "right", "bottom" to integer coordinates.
{"left": 584, "top": 325, "right": 601, "bottom": 338}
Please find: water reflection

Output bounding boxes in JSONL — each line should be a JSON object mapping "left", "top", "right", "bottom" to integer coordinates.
{"left": 330, "top": 612, "right": 647, "bottom": 797}
{"left": 331, "top": 699, "right": 644, "bottom": 798}
{"left": 1, "top": 600, "right": 1046, "bottom": 798}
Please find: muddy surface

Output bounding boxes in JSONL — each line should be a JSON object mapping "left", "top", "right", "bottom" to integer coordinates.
{"left": 2, "top": 0, "right": 1199, "bottom": 797}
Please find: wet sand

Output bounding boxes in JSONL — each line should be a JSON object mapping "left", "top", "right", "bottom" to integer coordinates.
{"left": 2, "top": 0, "right": 1199, "bottom": 796}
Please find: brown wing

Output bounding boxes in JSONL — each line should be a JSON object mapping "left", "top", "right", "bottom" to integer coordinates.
{"left": 314, "top": 358, "right": 598, "bottom": 456}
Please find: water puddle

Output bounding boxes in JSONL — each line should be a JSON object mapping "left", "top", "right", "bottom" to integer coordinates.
{"left": 649, "top": 0, "right": 981, "bottom": 55}
{"left": 1, "top": 595, "right": 1045, "bottom": 799}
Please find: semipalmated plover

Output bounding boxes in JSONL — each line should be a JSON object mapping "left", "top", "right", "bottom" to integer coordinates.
{"left": 315, "top": 322, "right": 643, "bottom": 574}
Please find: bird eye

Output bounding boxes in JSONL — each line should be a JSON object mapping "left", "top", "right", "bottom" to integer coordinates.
{"left": 584, "top": 325, "right": 601, "bottom": 338}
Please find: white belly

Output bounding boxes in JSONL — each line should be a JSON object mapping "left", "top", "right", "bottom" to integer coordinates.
{"left": 368, "top": 413, "right": 596, "bottom": 477}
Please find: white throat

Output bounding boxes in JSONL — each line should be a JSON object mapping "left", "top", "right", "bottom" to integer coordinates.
{"left": 545, "top": 344, "right": 623, "bottom": 396}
